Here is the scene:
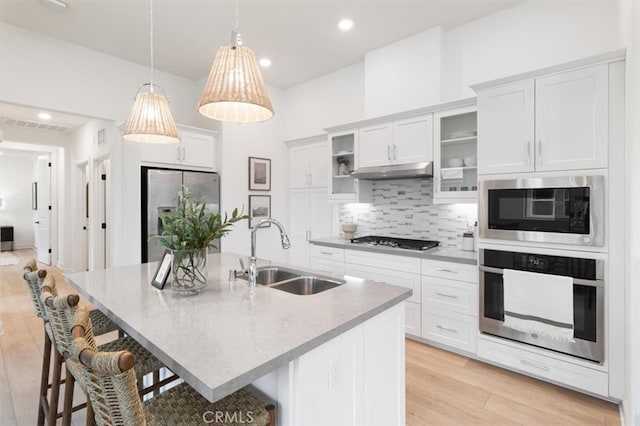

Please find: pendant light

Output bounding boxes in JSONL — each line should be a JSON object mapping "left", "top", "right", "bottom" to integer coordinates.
{"left": 197, "top": 0, "right": 274, "bottom": 123}
{"left": 123, "top": 0, "right": 180, "bottom": 144}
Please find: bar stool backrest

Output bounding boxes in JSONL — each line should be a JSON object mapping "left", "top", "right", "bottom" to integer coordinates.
{"left": 71, "top": 309, "right": 146, "bottom": 426}
{"left": 22, "top": 259, "right": 55, "bottom": 319}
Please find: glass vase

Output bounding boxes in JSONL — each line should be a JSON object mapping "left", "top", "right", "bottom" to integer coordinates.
{"left": 171, "top": 248, "right": 208, "bottom": 295}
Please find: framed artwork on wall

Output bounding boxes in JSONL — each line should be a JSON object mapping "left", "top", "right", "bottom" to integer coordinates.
{"left": 248, "top": 195, "right": 271, "bottom": 228}
{"left": 248, "top": 157, "right": 271, "bottom": 191}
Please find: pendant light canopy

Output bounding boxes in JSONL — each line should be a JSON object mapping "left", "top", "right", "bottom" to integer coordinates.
{"left": 197, "top": 1, "right": 274, "bottom": 123}
{"left": 123, "top": 0, "right": 180, "bottom": 144}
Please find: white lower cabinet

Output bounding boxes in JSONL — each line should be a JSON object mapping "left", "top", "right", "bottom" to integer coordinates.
{"left": 310, "top": 245, "right": 345, "bottom": 277}
{"left": 293, "top": 303, "right": 405, "bottom": 426}
{"left": 421, "top": 259, "right": 478, "bottom": 355}
{"left": 477, "top": 337, "right": 608, "bottom": 397}
{"left": 404, "top": 302, "right": 422, "bottom": 337}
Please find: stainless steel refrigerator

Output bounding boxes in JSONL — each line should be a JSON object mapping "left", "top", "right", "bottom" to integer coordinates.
{"left": 141, "top": 166, "right": 220, "bottom": 263}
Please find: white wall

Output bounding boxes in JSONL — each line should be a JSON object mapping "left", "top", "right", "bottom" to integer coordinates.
{"left": 282, "top": 62, "right": 365, "bottom": 141}
{"left": 365, "top": 27, "right": 444, "bottom": 118}
{"left": 219, "top": 85, "right": 289, "bottom": 262}
{"left": 0, "top": 154, "right": 37, "bottom": 249}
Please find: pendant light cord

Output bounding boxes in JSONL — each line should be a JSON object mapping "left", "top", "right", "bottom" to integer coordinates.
{"left": 150, "top": 0, "right": 154, "bottom": 92}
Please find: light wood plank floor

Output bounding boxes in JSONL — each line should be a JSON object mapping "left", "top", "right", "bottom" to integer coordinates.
{"left": 1, "top": 249, "right": 621, "bottom": 425}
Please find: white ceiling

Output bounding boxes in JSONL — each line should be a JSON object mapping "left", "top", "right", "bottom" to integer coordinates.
{"left": 0, "top": 102, "right": 92, "bottom": 129}
{"left": 0, "top": 0, "right": 522, "bottom": 89}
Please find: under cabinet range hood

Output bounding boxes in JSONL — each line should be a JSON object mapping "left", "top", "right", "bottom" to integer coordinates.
{"left": 350, "top": 162, "right": 433, "bottom": 180}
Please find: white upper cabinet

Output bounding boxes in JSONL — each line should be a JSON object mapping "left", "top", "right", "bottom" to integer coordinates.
{"left": 477, "top": 64, "right": 609, "bottom": 175}
{"left": 358, "top": 114, "right": 433, "bottom": 168}
{"left": 358, "top": 122, "right": 392, "bottom": 168}
{"left": 477, "top": 80, "right": 535, "bottom": 175}
{"left": 140, "top": 127, "right": 216, "bottom": 169}
{"left": 289, "top": 141, "right": 329, "bottom": 188}
{"left": 535, "top": 64, "right": 608, "bottom": 171}
{"left": 392, "top": 114, "right": 434, "bottom": 165}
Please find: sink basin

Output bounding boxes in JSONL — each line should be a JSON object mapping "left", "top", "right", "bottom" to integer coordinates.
{"left": 271, "top": 276, "right": 345, "bottom": 295}
{"left": 243, "top": 266, "right": 302, "bottom": 285}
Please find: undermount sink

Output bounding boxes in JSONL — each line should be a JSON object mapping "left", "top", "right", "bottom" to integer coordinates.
{"left": 271, "top": 276, "right": 345, "bottom": 295}
{"left": 251, "top": 267, "right": 302, "bottom": 285}
{"left": 240, "top": 265, "right": 345, "bottom": 295}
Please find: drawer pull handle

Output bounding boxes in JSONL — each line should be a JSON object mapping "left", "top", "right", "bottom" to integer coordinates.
{"left": 320, "top": 252, "right": 333, "bottom": 256}
{"left": 436, "top": 325, "right": 458, "bottom": 333}
{"left": 436, "top": 292, "right": 458, "bottom": 299}
{"left": 520, "top": 359, "right": 550, "bottom": 372}
{"left": 435, "top": 268, "right": 458, "bottom": 274}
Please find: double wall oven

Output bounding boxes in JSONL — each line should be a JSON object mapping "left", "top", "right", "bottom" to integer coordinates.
{"left": 478, "top": 175, "right": 606, "bottom": 364}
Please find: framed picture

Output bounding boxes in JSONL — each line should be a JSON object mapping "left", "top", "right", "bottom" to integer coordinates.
{"left": 248, "top": 157, "right": 271, "bottom": 191}
{"left": 248, "top": 195, "right": 271, "bottom": 228}
{"left": 32, "top": 182, "right": 37, "bottom": 210}
{"left": 151, "top": 249, "right": 172, "bottom": 289}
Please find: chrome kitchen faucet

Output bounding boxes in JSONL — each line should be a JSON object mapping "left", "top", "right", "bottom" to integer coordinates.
{"left": 248, "top": 218, "right": 291, "bottom": 288}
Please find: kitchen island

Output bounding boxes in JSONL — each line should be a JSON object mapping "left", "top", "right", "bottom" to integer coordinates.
{"left": 65, "top": 253, "right": 410, "bottom": 426}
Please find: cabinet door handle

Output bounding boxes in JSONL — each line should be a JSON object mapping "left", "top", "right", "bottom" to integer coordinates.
{"left": 520, "top": 359, "right": 550, "bottom": 372}
{"left": 435, "top": 268, "right": 458, "bottom": 274}
{"left": 436, "top": 292, "right": 458, "bottom": 299}
{"left": 387, "top": 145, "right": 391, "bottom": 160}
{"left": 320, "top": 251, "right": 333, "bottom": 256}
{"left": 436, "top": 325, "right": 458, "bottom": 333}
{"left": 177, "top": 146, "right": 182, "bottom": 161}
{"left": 537, "top": 140, "right": 542, "bottom": 165}
{"left": 526, "top": 142, "right": 531, "bottom": 166}
{"left": 393, "top": 144, "right": 397, "bottom": 160}
{"left": 309, "top": 173, "right": 312, "bottom": 186}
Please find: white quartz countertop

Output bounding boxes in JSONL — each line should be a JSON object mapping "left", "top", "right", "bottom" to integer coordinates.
{"left": 310, "top": 237, "right": 478, "bottom": 265}
{"left": 64, "top": 253, "right": 411, "bottom": 402}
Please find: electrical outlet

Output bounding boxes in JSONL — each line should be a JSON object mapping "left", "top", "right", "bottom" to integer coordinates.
{"left": 328, "top": 360, "right": 341, "bottom": 389}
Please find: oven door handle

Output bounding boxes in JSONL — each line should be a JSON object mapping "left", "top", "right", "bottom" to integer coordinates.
{"left": 478, "top": 265, "right": 605, "bottom": 288}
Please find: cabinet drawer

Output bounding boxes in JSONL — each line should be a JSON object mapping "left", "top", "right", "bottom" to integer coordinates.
{"left": 310, "top": 258, "right": 345, "bottom": 278}
{"left": 422, "top": 259, "right": 477, "bottom": 283}
{"left": 422, "top": 309, "right": 477, "bottom": 354}
{"left": 345, "top": 263, "right": 420, "bottom": 304}
{"left": 423, "top": 276, "right": 478, "bottom": 316}
{"left": 310, "top": 245, "right": 345, "bottom": 261}
{"left": 477, "top": 337, "right": 608, "bottom": 397}
{"left": 345, "top": 250, "right": 420, "bottom": 274}
{"left": 405, "top": 301, "right": 421, "bottom": 337}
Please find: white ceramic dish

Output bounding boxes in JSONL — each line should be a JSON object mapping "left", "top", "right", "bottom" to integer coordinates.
{"left": 448, "top": 158, "right": 464, "bottom": 167}
{"left": 463, "top": 156, "right": 477, "bottom": 166}
{"left": 450, "top": 130, "right": 477, "bottom": 139}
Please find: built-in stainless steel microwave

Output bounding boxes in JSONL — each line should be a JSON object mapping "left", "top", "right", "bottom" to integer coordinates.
{"left": 478, "top": 176, "right": 604, "bottom": 247}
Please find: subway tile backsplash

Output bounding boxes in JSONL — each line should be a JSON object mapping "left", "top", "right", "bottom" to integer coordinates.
{"left": 338, "top": 179, "right": 477, "bottom": 248}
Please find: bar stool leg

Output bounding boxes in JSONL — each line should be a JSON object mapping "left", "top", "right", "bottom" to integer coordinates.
{"left": 48, "top": 349, "right": 63, "bottom": 426}
{"left": 37, "top": 332, "right": 52, "bottom": 426}
{"left": 62, "top": 366, "right": 75, "bottom": 426}
{"left": 85, "top": 397, "right": 95, "bottom": 426}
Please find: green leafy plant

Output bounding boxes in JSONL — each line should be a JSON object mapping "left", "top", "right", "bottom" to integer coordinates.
{"left": 154, "top": 187, "right": 248, "bottom": 252}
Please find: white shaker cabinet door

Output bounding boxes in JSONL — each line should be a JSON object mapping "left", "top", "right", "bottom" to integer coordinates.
{"left": 307, "top": 142, "right": 329, "bottom": 187}
{"left": 288, "top": 189, "right": 311, "bottom": 267}
{"left": 358, "top": 122, "right": 393, "bottom": 168}
{"left": 535, "top": 64, "right": 608, "bottom": 172}
{"left": 392, "top": 114, "right": 433, "bottom": 165}
{"left": 140, "top": 141, "right": 181, "bottom": 165}
{"left": 477, "top": 80, "right": 535, "bottom": 174}
{"left": 308, "top": 187, "right": 331, "bottom": 241}
{"left": 181, "top": 132, "right": 215, "bottom": 168}
{"left": 290, "top": 145, "right": 310, "bottom": 188}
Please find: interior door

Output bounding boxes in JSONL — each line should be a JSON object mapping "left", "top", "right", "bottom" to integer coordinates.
{"left": 35, "top": 157, "right": 51, "bottom": 265}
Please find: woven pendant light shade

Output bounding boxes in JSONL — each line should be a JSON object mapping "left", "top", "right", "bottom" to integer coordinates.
{"left": 123, "top": 84, "right": 180, "bottom": 144}
{"left": 198, "top": 45, "right": 274, "bottom": 123}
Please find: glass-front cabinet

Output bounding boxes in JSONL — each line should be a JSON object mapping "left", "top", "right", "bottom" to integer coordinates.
{"left": 433, "top": 105, "right": 478, "bottom": 203}
{"left": 328, "top": 129, "right": 371, "bottom": 202}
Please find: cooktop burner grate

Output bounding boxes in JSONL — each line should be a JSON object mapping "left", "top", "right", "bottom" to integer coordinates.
{"left": 350, "top": 236, "right": 440, "bottom": 251}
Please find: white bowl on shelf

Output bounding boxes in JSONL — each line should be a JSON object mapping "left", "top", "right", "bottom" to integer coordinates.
{"left": 448, "top": 158, "right": 464, "bottom": 167}
{"left": 463, "top": 156, "right": 477, "bottom": 167}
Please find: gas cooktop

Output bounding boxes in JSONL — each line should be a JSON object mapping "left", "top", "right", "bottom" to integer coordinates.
{"left": 350, "top": 236, "right": 440, "bottom": 251}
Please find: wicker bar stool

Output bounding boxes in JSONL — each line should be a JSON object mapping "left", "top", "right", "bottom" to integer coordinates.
{"left": 22, "top": 260, "right": 120, "bottom": 426}
{"left": 71, "top": 308, "right": 276, "bottom": 426}
{"left": 40, "top": 281, "right": 178, "bottom": 426}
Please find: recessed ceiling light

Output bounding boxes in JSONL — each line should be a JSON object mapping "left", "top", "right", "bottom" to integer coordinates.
{"left": 259, "top": 58, "right": 272, "bottom": 68}
{"left": 338, "top": 18, "right": 354, "bottom": 32}
{"left": 38, "top": 112, "right": 52, "bottom": 121}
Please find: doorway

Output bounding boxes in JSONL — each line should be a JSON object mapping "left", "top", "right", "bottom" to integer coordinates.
{"left": 35, "top": 155, "right": 52, "bottom": 265}
{"left": 93, "top": 157, "right": 111, "bottom": 269}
